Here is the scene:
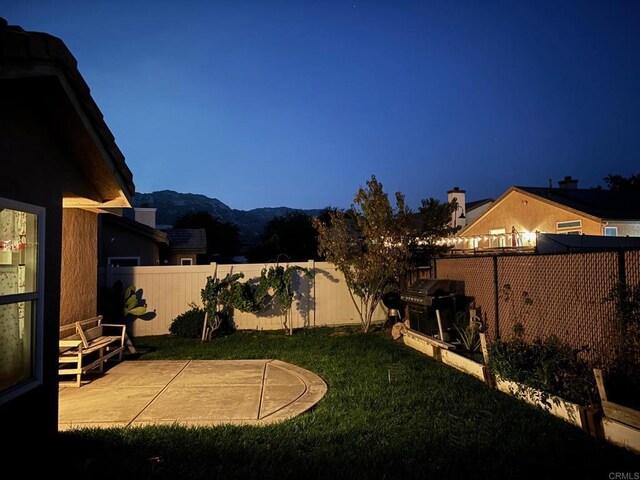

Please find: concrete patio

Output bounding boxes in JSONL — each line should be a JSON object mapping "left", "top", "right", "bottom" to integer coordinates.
{"left": 59, "top": 359, "right": 327, "bottom": 430}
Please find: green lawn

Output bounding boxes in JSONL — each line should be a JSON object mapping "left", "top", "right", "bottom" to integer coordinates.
{"left": 59, "top": 327, "right": 639, "bottom": 479}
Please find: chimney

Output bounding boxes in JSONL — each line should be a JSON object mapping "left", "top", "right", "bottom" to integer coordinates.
{"left": 447, "top": 187, "right": 466, "bottom": 229}
{"left": 558, "top": 176, "right": 578, "bottom": 189}
{"left": 134, "top": 208, "right": 157, "bottom": 228}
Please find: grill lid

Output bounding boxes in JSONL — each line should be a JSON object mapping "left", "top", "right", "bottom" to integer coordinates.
{"left": 400, "top": 279, "right": 452, "bottom": 306}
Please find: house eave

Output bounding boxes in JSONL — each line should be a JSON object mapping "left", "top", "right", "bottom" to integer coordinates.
{"left": 0, "top": 27, "right": 135, "bottom": 205}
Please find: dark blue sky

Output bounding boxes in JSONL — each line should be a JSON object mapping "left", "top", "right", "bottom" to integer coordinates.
{"left": 5, "top": 1, "right": 640, "bottom": 209}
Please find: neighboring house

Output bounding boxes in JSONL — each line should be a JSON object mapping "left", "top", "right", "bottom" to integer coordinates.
{"left": 446, "top": 187, "right": 494, "bottom": 229}
{"left": 457, "top": 176, "right": 640, "bottom": 250}
{"left": 0, "top": 19, "right": 134, "bottom": 440}
{"left": 165, "top": 229, "right": 207, "bottom": 265}
{"left": 98, "top": 212, "right": 169, "bottom": 269}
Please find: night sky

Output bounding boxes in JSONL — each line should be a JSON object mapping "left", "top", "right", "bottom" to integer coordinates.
{"left": 4, "top": 1, "right": 640, "bottom": 210}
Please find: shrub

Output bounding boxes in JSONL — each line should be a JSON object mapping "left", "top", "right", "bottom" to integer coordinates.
{"left": 488, "top": 335, "right": 596, "bottom": 405}
{"left": 169, "top": 306, "right": 205, "bottom": 338}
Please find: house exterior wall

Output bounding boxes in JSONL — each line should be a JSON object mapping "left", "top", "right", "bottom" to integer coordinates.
{"left": 462, "top": 189, "right": 602, "bottom": 237}
{"left": 0, "top": 74, "right": 129, "bottom": 442}
{"left": 168, "top": 253, "right": 198, "bottom": 265}
{"left": 608, "top": 222, "right": 640, "bottom": 237}
{"left": 0, "top": 78, "right": 69, "bottom": 442}
{"left": 99, "top": 218, "right": 161, "bottom": 267}
{"left": 60, "top": 209, "right": 97, "bottom": 326}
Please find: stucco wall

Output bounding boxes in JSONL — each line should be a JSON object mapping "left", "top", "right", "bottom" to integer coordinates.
{"left": 60, "top": 208, "right": 97, "bottom": 326}
{"left": 609, "top": 222, "right": 640, "bottom": 237}
{"left": 462, "top": 189, "right": 602, "bottom": 236}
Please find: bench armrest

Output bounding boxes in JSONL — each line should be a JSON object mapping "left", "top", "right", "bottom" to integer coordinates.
{"left": 100, "top": 324, "right": 126, "bottom": 329}
{"left": 59, "top": 339, "right": 83, "bottom": 348}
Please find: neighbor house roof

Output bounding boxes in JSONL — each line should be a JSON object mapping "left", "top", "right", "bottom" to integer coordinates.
{"left": 166, "top": 229, "right": 207, "bottom": 253}
{"left": 466, "top": 198, "right": 494, "bottom": 211}
{"left": 516, "top": 187, "right": 640, "bottom": 221}
{"left": 0, "top": 18, "right": 134, "bottom": 205}
{"left": 101, "top": 213, "right": 169, "bottom": 245}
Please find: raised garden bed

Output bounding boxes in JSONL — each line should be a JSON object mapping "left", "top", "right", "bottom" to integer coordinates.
{"left": 403, "top": 329, "right": 489, "bottom": 383}
{"left": 403, "top": 329, "right": 601, "bottom": 436}
{"left": 594, "top": 368, "right": 640, "bottom": 453}
{"left": 494, "top": 376, "right": 592, "bottom": 430}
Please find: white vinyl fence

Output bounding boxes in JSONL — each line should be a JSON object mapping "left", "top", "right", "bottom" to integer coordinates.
{"left": 106, "top": 261, "right": 386, "bottom": 336}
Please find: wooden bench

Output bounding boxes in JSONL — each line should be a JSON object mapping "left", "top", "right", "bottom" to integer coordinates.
{"left": 59, "top": 316, "right": 126, "bottom": 387}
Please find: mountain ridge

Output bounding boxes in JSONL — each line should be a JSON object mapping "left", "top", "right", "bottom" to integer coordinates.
{"left": 133, "top": 190, "right": 324, "bottom": 243}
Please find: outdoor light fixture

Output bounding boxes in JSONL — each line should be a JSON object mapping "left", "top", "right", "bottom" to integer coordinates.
{"left": 453, "top": 202, "right": 465, "bottom": 228}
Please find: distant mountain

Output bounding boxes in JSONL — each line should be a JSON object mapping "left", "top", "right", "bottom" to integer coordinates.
{"left": 133, "top": 190, "right": 324, "bottom": 243}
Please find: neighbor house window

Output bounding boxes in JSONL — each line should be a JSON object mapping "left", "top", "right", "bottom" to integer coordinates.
{"left": 0, "top": 198, "right": 44, "bottom": 403}
{"left": 604, "top": 226, "right": 618, "bottom": 237}
{"left": 556, "top": 220, "right": 582, "bottom": 235}
{"left": 180, "top": 258, "right": 193, "bottom": 266}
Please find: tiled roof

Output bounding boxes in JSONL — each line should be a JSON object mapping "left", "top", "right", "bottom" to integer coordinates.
{"left": 166, "top": 229, "right": 207, "bottom": 253}
{"left": 516, "top": 187, "right": 640, "bottom": 221}
{"left": 0, "top": 18, "right": 134, "bottom": 196}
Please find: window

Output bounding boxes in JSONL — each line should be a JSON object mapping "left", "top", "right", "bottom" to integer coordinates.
{"left": 180, "top": 258, "right": 193, "bottom": 266}
{"left": 108, "top": 257, "right": 140, "bottom": 267}
{"left": 557, "top": 220, "right": 582, "bottom": 234}
{"left": 0, "top": 198, "right": 44, "bottom": 403}
{"left": 604, "top": 226, "right": 618, "bottom": 237}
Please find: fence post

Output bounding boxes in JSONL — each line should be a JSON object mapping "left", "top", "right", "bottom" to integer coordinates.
{"left": 493, "top": 255, "right": 500, "bottom": 340}
{"left": 308, "top": 259, "right": 316, "bottom": 328}
{"left": 210, "top": 262, "right": 218, "bottom": 281}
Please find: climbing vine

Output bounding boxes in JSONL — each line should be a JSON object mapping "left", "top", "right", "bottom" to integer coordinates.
{"left": 200, "top": 265, "right": 314, "bottom": 338}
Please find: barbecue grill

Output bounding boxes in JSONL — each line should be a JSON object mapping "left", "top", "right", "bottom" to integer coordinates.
{"left": 400, "top": 279, "right": 466, "bottom": 341}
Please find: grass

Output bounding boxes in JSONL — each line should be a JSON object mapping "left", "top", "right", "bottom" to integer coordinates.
{"left": 58, "top": 327, "right": 638, "bottom": 479}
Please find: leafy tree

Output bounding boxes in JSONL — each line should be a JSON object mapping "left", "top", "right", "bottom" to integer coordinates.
{"left": 174, "top": 211, "right": 240, "bottom": 256}
{"left": 247, "top": 211, "right": 324, "bottom": 262}
{"left": 411, "top": 198, "right": 459, "bottom": 260}
{"left": 313, "top": 175, "right": 414, "bottom": 332}
{"left": 604, "top": 173, "right": 640, "bottom": 191}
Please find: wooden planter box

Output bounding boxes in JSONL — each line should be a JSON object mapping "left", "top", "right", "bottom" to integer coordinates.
{"left": 440, "top": 349, "right": 486, "bottom": 382}
{"left": 602, "top": 418, "right": 640, "bottom": 453}
{"left": 403, "top": 329, "right": 445, "bottom": 360}
{"left": 403, "top": 329, "right": 490, "bottom": 383}
{"left": 403, "top": 330, "right": 604, "bottom": 435}
{"left": 495, "top": 377, "right": 591, "bottom": 430}
{"left": 594, "top": 369, "right": 640, "bottom": 454}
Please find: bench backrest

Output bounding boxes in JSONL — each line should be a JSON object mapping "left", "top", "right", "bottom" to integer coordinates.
{"left": 75, "top": 316, "right": 104, "bottom": 348}
{"left": 59, "top": 316, "right": 103, "bottom": 340}
{"left": 75, "top": 316, "right": 103, "bottom": 331}
{"left": 59, "top": 322, "right": 78, "bottom": 340}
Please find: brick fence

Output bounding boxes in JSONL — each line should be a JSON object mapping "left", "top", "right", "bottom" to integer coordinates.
{"left": 432, "top": 250, "right": 640, "bottom": 364}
